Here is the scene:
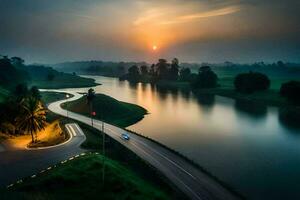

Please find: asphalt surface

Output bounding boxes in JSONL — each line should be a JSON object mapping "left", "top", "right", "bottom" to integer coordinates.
{"left": 45, "top": 90, "right": 241, "bottom": 200}
{"left": 0, "top": 123, "right": 86, "bottom": 187}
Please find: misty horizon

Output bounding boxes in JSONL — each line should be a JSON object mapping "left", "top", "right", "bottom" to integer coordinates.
{"left": 1, "top": 0, "right": 300, "bottom": 64}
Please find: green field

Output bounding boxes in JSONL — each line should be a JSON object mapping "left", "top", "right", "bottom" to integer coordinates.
{"left": 26, "top": 64, "right": 99, "bottom": 89}
{"left": 4, "top": 154, "right": 169, "bottom": 200}
{"left": 62, "top": 94, "right": 147, "bottom": 127}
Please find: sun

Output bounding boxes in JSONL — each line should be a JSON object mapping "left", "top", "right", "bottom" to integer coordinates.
{"left": 152, "top": 45, "right": 157, "bottom": 51}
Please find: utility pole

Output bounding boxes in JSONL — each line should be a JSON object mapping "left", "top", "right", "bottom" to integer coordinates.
{"left": 66, "top": 94, "right": 70, "bottom": 118}
{"left": 102, "top": 108, "right": 105, "bottom": 183}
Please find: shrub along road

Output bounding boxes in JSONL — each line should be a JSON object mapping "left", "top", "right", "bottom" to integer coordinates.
{"left": 45, "top": 89, "right": 241, "bottom": 200}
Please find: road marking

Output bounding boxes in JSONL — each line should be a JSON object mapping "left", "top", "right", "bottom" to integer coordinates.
{"left": 133, "top": 138, "right": 197, "bottom": 180}
{"left": 73, "top": 123, "right": 84, "bottom": 136}
{"left": 65, "top": 125, "right": 73, "bottom": 136}
{"left": 105, "top": 127, "right": 197, "bottom": 180}
{"left": 130, "top": 142, "right": 202, "bottom": 200}
{"left": 43, "top": 90, "right": 215, "bottom": 200}
{"left": 68, "top": 125, "right": 77, "bottom": 137}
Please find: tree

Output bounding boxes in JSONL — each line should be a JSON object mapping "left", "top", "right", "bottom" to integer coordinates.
{"left": 87, "top": 88, "right": 96, "bottom": 116}
{"left": 14, "top": 83, "right": 29, "bottom": 102}
{"left": 277, "top": 61, "right": 285, "bottom": 68}
{"left": 140, "top": 65, "right": 148, "bottom": 76}
{"left": 156, "top": 59, "right": 169, "bottom": 80}
{"left": 280, "top": 81, "right": 300, "bottom": 105}
{"left": 149, "top": 64, "right": 156, "bottom": 76}
{"left": 234, "top": 72, "right": 270, "bottom": 93}
{"left": 127, "top": 65, "right": 140, "bottom": 82}
{"left": 47, "top": 73, "right": 55, "bottom": 81}
{"left": 17, "top": 97, "right": 47, "bottom": 143}
{"left": 179, "top": 68, "right": 191, "bottom": 81}
{"left": 192, "top": 66, "right": 218, "bottom": 88}
{"left": 169, "top": 58, "right": 179, "bottom": 80}
{"left": 30, "top": 86, "right": 41, "bottom": 100}
{"left": 0, "top": 57, "right": 19, "bottom": 87}
{"left": 11, "top": 57, "right": 25, "bottom": 67}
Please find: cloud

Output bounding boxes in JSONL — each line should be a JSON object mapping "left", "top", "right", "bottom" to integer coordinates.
{"left": 160, "top": 5, "right": 241, "bottom": 25}
{"left": 133, "top": 1, "right": 242, "bottom": 26}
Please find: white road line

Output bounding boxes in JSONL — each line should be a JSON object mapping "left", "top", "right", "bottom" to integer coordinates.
{"left": 74, "top": 123, "right": 84, "bottom": 136}
{"left": 105, "top": 127, "right": 196, "bottom": 180}
{"left": 133, "top": 138, "right": 197, "bottom": 180}
{"left": 130, "top": 142, "right": 202, "bottom": 200}
{"left": 68, "top": 125, "right": 77, "bottom": 137}
{"left": 66, "top": 125, "right": 75, "bottom": 137}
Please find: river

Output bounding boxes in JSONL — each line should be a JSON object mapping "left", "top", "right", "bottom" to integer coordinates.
{"left": 61, "top": 75, "right": 300, "bottom": 200}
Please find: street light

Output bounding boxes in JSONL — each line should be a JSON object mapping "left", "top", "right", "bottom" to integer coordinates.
{"left": 66, "top": 94, "right": 70, "bottom": 118}
{"left": 91, "top": 111, "right": 96, "bottom": 127}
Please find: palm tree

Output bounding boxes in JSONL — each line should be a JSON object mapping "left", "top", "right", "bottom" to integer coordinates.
{"left": 17, "top": 97, "right": 47, "bottom": 143}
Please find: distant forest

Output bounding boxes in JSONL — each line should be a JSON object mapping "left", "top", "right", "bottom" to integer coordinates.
{"left": 53, "top": 60, "right": 300, "bottom": 78}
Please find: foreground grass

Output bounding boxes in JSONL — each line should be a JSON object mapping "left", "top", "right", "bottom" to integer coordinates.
{"left": 79, "top": 123, "right": 183, "bottom": 199}
{"left": 62, "top": 94, "right": 147, "bottom": 127}
{"left": 5, "top": 154, "right": 169, "bottom": 200}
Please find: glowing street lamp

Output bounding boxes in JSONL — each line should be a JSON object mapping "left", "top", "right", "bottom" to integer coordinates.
{"left": 91, "top": 111, "right": 96, "bottom": 127}
{"left": 66, "top": 94, "right": 70, "bottom": 118}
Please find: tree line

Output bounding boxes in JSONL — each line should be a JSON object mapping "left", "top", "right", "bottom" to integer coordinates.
{"left": 120, "top": 58, "right": 300, "bottom": 105}
{"left": 0, "top": 56, "right": 47, "bottom": 143}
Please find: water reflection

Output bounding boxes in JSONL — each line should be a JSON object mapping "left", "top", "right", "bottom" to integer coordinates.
{"left": 193, "top": 93, "right": 215, "bottom": 113}
{"left": 234, "top": 99, "right": 267, "bottom": 118}
{"left": 278, "top": 107, "right": 300, "bottom": 131}
{"left": 75, "top": 76, "right": 300, "bottom": 200}
{"left": 128, "top": 82, "right": 138, "bottom": 89}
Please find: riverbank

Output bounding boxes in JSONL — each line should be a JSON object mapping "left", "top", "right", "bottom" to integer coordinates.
{"left": 61, "top": 94, "right": 148, "bottom": 127}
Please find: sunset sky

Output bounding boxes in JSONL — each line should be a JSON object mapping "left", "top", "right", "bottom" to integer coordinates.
{"left": 1, "top": 0, "right": 300, "bottom": 63}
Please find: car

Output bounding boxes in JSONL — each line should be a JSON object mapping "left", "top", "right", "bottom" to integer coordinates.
{"left": 121, "top": 133, "right": 130, "bottom": 140}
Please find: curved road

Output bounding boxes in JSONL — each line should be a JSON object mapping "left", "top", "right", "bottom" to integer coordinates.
{"left": 0, "top": 123, "right": 86, "bottom": 187}
{"left": 46, "top": 90, "right": 241, "bottom": 200}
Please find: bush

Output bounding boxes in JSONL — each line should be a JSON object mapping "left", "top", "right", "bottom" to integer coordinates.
{"left": 192, "top": 66, "right": 218, "bottom": 88}
{"left": 234, "top": 72, "right": 270, "bottom": 93}
{"left": 280, "top": 81, "right": 300, "bottom": 104}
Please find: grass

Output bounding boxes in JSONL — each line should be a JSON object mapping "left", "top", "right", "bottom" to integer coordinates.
{"left": 5, "top": 154, "right": 170, "bottom": 200}
{"left": 78, "top": 123, "right": 185, "bottom": 199}
{"left": 41, "top": 92, "right": 73, "bottom": 105}
{"left": 12, "top": 92, "right": 182, "bottom": 199}
{"left": 62, "top": 94, "right": 148, "bottom": 127}
{"left": 28, "top": 120, "right": 68, "bottom": 148}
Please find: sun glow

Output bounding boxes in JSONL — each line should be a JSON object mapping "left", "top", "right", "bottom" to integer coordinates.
{"left": 152, "top": 45, "right": 157, "bottom": 51}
